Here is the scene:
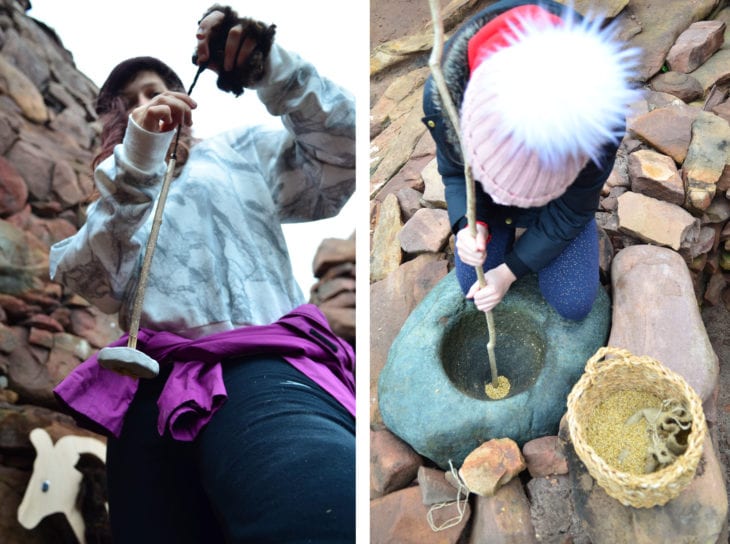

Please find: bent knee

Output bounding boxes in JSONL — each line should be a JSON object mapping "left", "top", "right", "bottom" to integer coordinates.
{"left": 550, "top": 295, "right": 596, "bottom": 321}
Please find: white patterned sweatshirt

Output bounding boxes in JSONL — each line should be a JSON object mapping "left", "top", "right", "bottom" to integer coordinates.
{"left": 50, "top": 44, "right": 355, "bottom": 339}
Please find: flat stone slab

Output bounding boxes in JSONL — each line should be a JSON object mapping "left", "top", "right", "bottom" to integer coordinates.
{"left": 379, "top": 271, "right": 611, "bottom": 468}
{"left": 608, "top": 245, "right": 719, "bottom": 408}
{"left": 564, "top": 429, "right": 728, "bottom": 543}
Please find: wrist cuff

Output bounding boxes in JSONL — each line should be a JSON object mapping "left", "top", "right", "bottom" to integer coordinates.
{"left": 475, "top": 221, "right": 492, "bottom": 245}
{"left": 122, "top": 116, "right": 175, "bottom": 173}
{"left": 504, "top": 252, "right": 530, "bottom": 279}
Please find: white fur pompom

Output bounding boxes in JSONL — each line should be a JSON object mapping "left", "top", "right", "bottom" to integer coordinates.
{"left": 468, "top": 11, "right": 641, "bottom": 169}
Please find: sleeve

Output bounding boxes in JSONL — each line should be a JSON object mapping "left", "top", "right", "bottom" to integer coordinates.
{"left": 49, "top": 118, "right": 175, "bottom": 313}
{"left": 232, "top": 43, "right": 356, "bottom": 223}
{"left": 422, "top": 76, "right": 491, "bottom": 235}
{"left": 504, "top": 141, "right": 619, "bottom": 278}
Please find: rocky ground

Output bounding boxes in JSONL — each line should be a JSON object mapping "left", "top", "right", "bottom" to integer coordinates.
{"left": 370, "top": 0, "right": 730, "bottom": 542}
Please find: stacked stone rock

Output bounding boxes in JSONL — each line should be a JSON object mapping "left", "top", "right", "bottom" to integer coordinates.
{"left": 0, "top": 1, "right": 121, "bottom": 541}
{"left": 370, "top": 1, "right": 730, "bottom": 542}
{"left": 309, "top": 234, "right": 356, "bottom": 348}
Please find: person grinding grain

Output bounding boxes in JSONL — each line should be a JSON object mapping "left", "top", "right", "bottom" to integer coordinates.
{"left": 422, "top": 0, "right": 640, "bottom": 322}
{"left": 48, "top": 4, "right": 356, "bottom": 543}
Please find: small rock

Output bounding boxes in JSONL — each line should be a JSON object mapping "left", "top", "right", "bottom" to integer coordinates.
{"left": 467, "top": 478, "right": 537, "bottom": 544}
{"left": 0, "top": 220, "right": 49, "bottom": 294}
{"left": 649, "top": 71, "right": 704, "bottom": 103}
{"left": 421, "top": 158, "right": 446, "bottom": 209}
{"left": 683, "top": 111, "right": 730, "bottom": 211}
{"left": 0, "top": 56, "right": 48, "bottom": 123}
{"left": 371, "top": 428, "right": 422, "bottom": 498}
{"left": 370, "top": 193, "right": 403, "bottom": 282}
{"left": 0, "top": 389, "right": 18, "bottom": 404}
{"left": 53, "top": 332, "right": 92, "bottom": 361}
{"left": 628, "top": 149, "right": 684, "bottom": 205}
{"left": 22, "top": 314, "right": 63, "bottom": 333}
{"left": 702, "top": 196, "right": 730, "bottom": 224}
{"left": 370, "top": 485, "right": 470, "bottom": 544}
{"left": 311, "top": 237, "right": 355, "bottom": 279}
{"left": 712, "top": 98, "right": 730, "bottom": 124}
{"left": 617, "top": 191, "right": 699, "bottom": 250}
{"left": 27, "top": 327, "right": 53, "bottom": 349}
{"left": 418, "top": 466, "right": 459, "bottom": 505}
{"left": 398, "top": 208, "right": 451, "bottom": 255}
{"left": 666, "top": 20, "right": 726, "bottom": 73}
{"left": 704, "top": 271, "right": 727, "bottom": 306}
{"left": 629, "top": 104, "right": 698, "bottom": 164}
{"left": 0, "top": 324, "right": 18, "bottom": 354}
{"left": 69, "top": 306, "right": 121, "bottom": 349}
{"left": 371, "top": 105, "right": 428, "bottom": 195}
{"left": 395, "top": 186, "right": 424, "bottom": 221}
{"left": 527, "top": 473, "right": 589, "bottom": 544}
{"left": 0, "top": 157, "right": 28, "bottom": 217}
{"left": 522, "top": 436, "right": 568, "bottom": 478}
{"left": 680, "top": 225, "right": 716, "bottom": 261}
{"left": 51, "top": 159, "right": 85, "bottom": 209}
{"left": 459, "top": 438, "right": 526, "bottom": 497}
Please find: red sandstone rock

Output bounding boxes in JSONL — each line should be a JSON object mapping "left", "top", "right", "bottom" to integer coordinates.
{"left": 370, "top": 486, "right": 470, "bottom": 544}
{"left": 522, "top": 436, "right": 568, "bottom": 478}
{"left": 371, "top": 429, "right": 422, "bottom": 498}
{"left": 458, "top": 438, "right": 527, "bottom": 497}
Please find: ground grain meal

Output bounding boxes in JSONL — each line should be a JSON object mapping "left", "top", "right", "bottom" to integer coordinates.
{"left": 585, "top": 389, "right": 662, "bottom": 474}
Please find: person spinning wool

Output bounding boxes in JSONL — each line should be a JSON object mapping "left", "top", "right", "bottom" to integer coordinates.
{"left": 422, "top": 0, "right": 640, "bottom": 321}
{"left": 49, "top": 4, "right": 355, "bottom": 543}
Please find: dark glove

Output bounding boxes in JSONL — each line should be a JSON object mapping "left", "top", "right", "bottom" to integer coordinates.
{"left": 192, "top": 4, "right": 276, "bottom": 97}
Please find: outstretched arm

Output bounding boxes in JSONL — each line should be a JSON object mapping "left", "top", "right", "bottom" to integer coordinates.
{"left": 194, "top": 6, "right": 355, "bottom": 223}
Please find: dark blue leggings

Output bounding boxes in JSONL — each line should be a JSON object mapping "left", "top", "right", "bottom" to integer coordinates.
{"left": 106, "top": 356, "right": 355, "bottom": 544}
{"left": 455, "top": 219, "right": 600, "bottom": 321}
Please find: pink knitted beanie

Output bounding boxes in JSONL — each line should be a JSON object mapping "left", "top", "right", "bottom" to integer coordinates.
{"left": 460, "top": 6, "right": 640, "bottom": 208}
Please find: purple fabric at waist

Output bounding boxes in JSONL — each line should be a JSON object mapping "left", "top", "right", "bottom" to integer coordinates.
{"left": 53, "top": 304, "right": 355, "bottom": 440}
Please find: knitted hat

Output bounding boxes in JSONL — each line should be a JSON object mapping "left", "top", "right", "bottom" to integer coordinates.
{"left": 96, "top": 56, "right": 185, "bottom": 115}
{"left": 460, "top": 6, "right": 640, "bottom": 208}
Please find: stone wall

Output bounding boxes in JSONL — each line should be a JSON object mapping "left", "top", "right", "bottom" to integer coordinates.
{"left": 0, "top": 0, "right": 110, "bottom": 541}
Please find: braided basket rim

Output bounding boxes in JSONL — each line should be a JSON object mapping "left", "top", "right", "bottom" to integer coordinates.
{"left": 566, "top": 346, "right": 707, "bottom": 508}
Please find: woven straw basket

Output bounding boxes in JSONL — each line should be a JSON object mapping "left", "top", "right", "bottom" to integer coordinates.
{"left": 566, "top": 346, "right": 706, "bottom": 508}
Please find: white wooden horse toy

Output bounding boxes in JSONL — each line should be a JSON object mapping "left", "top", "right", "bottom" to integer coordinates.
{"left": 17, "top": 428, "right": 106, "bottom": 544}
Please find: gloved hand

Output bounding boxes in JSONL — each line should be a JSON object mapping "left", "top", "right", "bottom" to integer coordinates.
{"left": 466, "top": 264, "right": 517, "bottom": 313}
{"left": 193, "top": 4, "right": 276, "bottom": 96}
{"left": 455, "top": 221, "right": 490, "bottom": 267}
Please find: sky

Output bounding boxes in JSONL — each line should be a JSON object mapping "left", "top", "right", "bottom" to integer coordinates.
{"left": 28, "top": 0, "right": 368, "bottom": 297}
